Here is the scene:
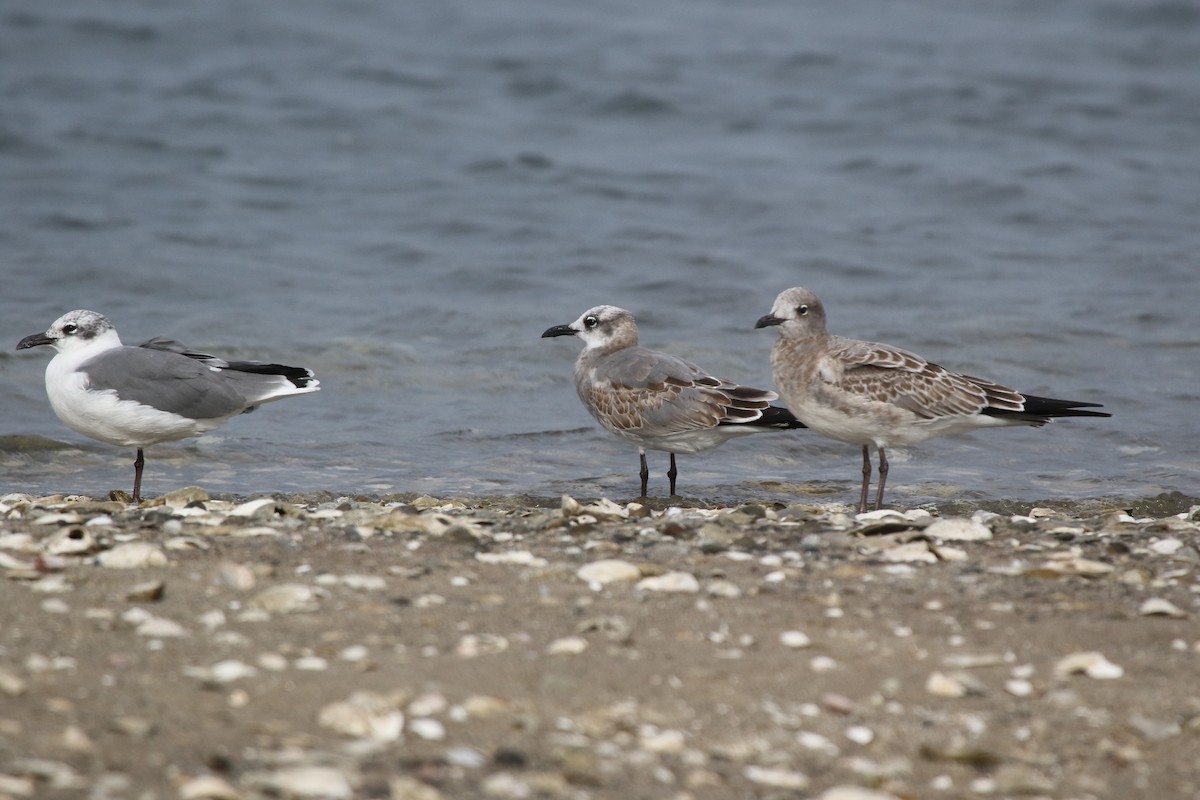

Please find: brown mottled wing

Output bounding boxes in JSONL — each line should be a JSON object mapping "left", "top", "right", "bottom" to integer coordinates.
{"left": 830, "top": 338, "right": 1024, "bottom": 418}
{"left": 581, "top": 347, "right": 773, "bottom": 434}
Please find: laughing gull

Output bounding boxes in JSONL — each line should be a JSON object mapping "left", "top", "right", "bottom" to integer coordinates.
{"left": 755, "top": 287, "right": 1110, "bottom": 513}
{"left": 542, "top": 304, "right": 805, "bottom": 497}
{"left": 16, "top": 310, "right": 319, "bottom": 502}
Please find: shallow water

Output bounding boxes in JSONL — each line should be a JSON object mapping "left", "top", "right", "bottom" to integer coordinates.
{"left": 1, "top": 0, "right": 1197, "bottom": 504}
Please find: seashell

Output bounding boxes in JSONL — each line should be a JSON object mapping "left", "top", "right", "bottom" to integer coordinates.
{"left": 97, "top": 543, "right": 168, "bottom": 569}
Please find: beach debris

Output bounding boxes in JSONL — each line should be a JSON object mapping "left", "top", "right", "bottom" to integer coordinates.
{"left": 780, "top": 630, "right": 812, "bottom": 649}
{"left": 318, "top": 691, "right": 406, "bottom": 742}
{"left": 178, "top": 775, "right": 241, "bottom": 800}
{"left": 242, "top": 766, "right": 355, "bottom": 800}
{"left": 1053, "top": 651, "right": 1124, "bottom": 680}
{"left": 576, "top": 559, "right": 642, "bottom": 585}
{"left": 924, "top": 517, "right": 993, "bottom": 541}
{"left": 96, "top": 542, "right": 168, "bottom": 569}
{"left": 1139, "top": 598, "right": 1187, "bottom": 618}
{"left": 247, "top": 583, "right": 322, "bottom": 614}
{"left": 0, "top": 490, "right": 1195, "bottom": 798}
{"left": 744, "top": 765, "right": 810, "bottom": 790}
{"left": 636, "top": 571, "right": 701, "bottom": 593}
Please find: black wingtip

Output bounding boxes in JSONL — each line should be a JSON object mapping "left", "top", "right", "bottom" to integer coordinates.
{"left": 220, "top": 360, "right": 317, "bottom": 388}
{"left": 742, "top": 404, "right": 808, "bottom": 430}
{"left": 983, "top": 394, "right": 1111, "bottom": 423}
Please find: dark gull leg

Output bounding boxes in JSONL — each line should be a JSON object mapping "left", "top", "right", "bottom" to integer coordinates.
{"left": 667, "top": 453, "right": 678, "bottom": 496}
{"left": 638, "top": 450, "right": 649, "bottom": 498}
{"left": 859, "top": 445, "right": 871, "bottom": 514}
{"left": 132, "top": 448, "right": 145, "bottom": 503}
{"left": 874, "top": 446, "right": 889, "bottom": 511}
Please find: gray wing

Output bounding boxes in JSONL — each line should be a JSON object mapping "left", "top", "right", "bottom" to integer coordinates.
{"left": 581, "top": 347, "right": 775, "bottom": 435}
{"left": 831, "top": 337, "right": 1025, "bottom": 418}
{"left": 139, "top": 336, "right": 228, "bottom": 367}
{"left": 81, "top": 346, "right": 251, "bottom": 420}
{"left": 139, "top": 336, "right": 317, "bottom": 391}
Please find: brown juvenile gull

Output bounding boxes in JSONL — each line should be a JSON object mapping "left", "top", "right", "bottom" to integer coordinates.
{"left": 542, "top": 304, "right": 805, "bottom": 497}
{"left": 16, "top": 310, "right": 320, "bottom": 502}
{"left": 755, "top": 287, "right": 1110, "bottom": 512}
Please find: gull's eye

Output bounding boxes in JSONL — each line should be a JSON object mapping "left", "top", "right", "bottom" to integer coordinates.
{"left": 62, "top": 323, "right": 79, "bottom": 335}
{"left": 583, "top": 315, "right": 599, "bottom": 329}
{"left": 796, "top": 304, "right": 808, "bottom": 317}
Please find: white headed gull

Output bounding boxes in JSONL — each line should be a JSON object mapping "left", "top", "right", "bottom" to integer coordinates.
{"left": 17, "top": 309, "right": 319, "bottom": 502}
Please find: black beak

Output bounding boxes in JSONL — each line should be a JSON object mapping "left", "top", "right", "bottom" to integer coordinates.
{"left": 16, "top": 333, "right": 54, "bottom": 350}
{"left": 541, "top": 324, "right": 577, "bottom": 339}
{"left": 754, "top": 314, "right": 784, "bottom": 329}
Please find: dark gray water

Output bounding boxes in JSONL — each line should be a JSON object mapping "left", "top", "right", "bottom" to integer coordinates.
{"left": 2, "top": 0, "right": 1197, "bottom": 504}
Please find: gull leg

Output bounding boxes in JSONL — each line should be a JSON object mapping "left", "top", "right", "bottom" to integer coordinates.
{"left": 132, "top": 448, "right": 145, "bottom": 503}
{"left": 639, "top": 450, "right": 649, "bottom": 498}
{"left": 667, "top": 453, "right": 678, "bottom": 496}
{"left": 859, "top": 445, "right": 871, "bottom": 514}
{"left": 874, "top": 446, "right": 889, "bottom": 511}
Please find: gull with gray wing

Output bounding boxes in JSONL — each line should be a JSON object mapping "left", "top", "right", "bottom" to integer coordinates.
{"left": 17, "top": 310, "right": 319, "bottom": 502}
{"left": 542, "top": 304, "right": 805, "bottom": 497}
{"left": 755, "top": 287, "right": 1110, "bottom": 512}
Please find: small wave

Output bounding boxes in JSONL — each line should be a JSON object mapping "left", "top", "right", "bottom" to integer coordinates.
{"left": 0, "top": 435, "right": 76, "bottom": 453}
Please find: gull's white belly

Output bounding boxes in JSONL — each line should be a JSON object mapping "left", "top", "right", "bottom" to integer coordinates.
{"left": 790, "top": 395, "right": 1011, "bottom": 448}
{"left": 46, "top": 369, "right": 224, "bottom": 448}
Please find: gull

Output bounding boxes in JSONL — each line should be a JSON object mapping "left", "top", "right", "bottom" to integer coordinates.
{"left": 755, "top": 287, "right": 1110, "bottom": 512}
{"left": 16, "top": 310, "right": 320, "bottom": 502}
{"left": 541, "top": 304, "right": 805, "bottom": 497}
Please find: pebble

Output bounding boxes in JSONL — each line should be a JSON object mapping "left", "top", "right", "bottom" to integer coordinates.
{"left": 1128, "top": 713, "right": 1182, "bottom": 741}
{"left": 845, "top": 725, "right": 875, "bottom": 745}
{"left": 705, "top": 578, "right": 743, "bottom": 598}
{"left": 476, "top": 551, "right": 548, "bottom": 567}
{"left": 881, "top": 542, "right": 938, "bottom": 563}
{"left": 924, "top": 517, "right": 992, "bottom": 541}
{"left": 248, "top": 584, "right": 322, "bottom": 614}
{"left": 1054, "top": 651, "right": 1124, "bottom": 680}
{"left": 455, "top": 634, "right": 509, "bottom": 658}
{"left": 185, "top": 660, "right": 258, "bottom": 685}
{"left": 780, "top": 630, "right": 813, "bottom": 649}
{"left": 178, "top": 775, "right": 242, "bottom": 800}
{"left": 636, "top": 571, "right": 701, "bottom": 593}
{"left": 926, "top": 671, "right": 970, "bottom": 698}
{"left": 125, "top": 579, "right": 166, "bottom": 601}
{"left": 409, "top": 717, "right": 446, "bottom": 741}
{"left": 96, "top": 542, "right": 168, "bottom": 569}
{"left": 1149, "top": 538, "right": 1184, "bottom": 555}
{"left": 576, "top": 559, "right": 641, "bottom": 585}
{"left": 639, "top": 727, "right": 686, "bottom": 753}
{"left": 545, "top": 636, "right": 588, "bottom": 656}
{"left": 318, "top": 691, "right": 406, "bottom": 742}
{"left": 243, "top": 766, "right": 354, "bottom": 800}
{"left": 1139, "top": 598, "right": 1187, "bottom": 618}
{"left": 135, "top": 616, "right": 189, "bottom": 638}
{"left": 744, "top": 765, "right": 809, "bottom": 789}
{"left": 390, "top": 775, "right": 446, "bottom": 800}
{"left": 0, "top": 670, "right": 27, "bottom": 697}
{"left": 817, "top": 787, "right": 899, "bottom": 800}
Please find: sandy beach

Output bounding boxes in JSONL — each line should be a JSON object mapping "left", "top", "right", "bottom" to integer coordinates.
{"left": 0, "top": 489, "right": 1198, "bottom": 800}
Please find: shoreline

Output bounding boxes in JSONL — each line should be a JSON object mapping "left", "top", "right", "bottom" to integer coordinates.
{"left": 1, "top": 490, "right": 1197, "bottom": 798}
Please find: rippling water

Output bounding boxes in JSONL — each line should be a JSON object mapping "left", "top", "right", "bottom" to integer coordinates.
{"left": 2, "top": 0, "right": 1197, "bottom": 504}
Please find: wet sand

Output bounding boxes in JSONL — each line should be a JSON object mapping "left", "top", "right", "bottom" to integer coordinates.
{"left": 1, "top": 489, "right": 1198, "bottom": 799}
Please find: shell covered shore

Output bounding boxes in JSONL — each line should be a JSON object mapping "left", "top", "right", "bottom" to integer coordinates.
{"left": 1, "top": 489, "right": 1198, "bottom": 799}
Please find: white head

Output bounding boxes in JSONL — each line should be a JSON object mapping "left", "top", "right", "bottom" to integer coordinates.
{"left": 541, "top": 305, "right": 639, "bottom": 353}
{"left": 16, "top": 310, "right": 122, "bottom": 354}
{"left": 754, "top": 287, "right": 828, "bottom": 339}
